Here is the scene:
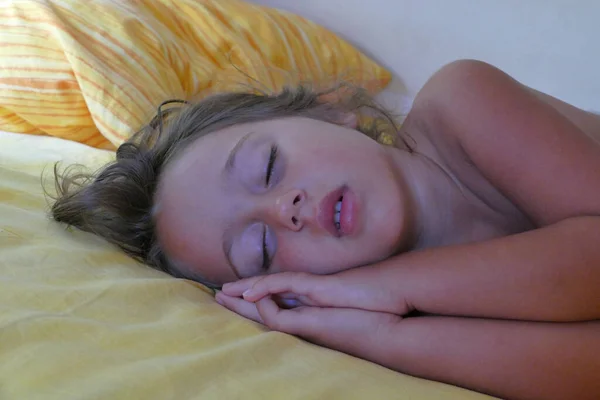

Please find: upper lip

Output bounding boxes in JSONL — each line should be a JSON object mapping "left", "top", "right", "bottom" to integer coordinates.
{"left": 317, "top": 186, "right": 345, "bottom": 237}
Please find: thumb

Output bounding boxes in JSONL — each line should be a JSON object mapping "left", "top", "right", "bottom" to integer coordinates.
{"left": 254, "top": 296, "right": 330, "bottom": 339}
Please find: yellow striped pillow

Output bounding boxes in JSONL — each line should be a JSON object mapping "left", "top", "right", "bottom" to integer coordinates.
{"left": 0, "top": 0, "right": 391, "bottom": 149}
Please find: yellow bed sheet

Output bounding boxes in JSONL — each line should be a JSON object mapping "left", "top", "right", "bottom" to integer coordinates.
{"left": 0, "top": 131, "right": 494, "bottom": 399}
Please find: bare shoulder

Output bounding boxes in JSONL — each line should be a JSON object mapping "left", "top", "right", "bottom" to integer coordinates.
{"left": 409, "top": 59, "right": 600, "bottom": 226}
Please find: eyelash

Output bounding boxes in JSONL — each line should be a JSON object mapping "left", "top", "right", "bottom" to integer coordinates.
{"left": 265, "top": 145, "right": 278, "bottom": 186}
{"left": 262, "top": 224, "right": 271, "bottom": 271}
{"left": 262, "top": 144, "right": 278, "bottom": 271}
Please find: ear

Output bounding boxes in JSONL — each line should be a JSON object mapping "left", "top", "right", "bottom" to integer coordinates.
{"left": 338, "top": 112, "right": 358, "bottom": 128}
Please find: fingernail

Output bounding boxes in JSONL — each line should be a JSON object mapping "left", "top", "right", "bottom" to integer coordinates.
{"left": 215, "top": 295, "right": 224, "bottom": 305}
{"left": 242, "top": 289, "right": 253, "bottom": 299}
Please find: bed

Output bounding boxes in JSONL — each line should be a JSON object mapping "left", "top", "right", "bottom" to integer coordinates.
{"left": 2, "top": 1, "right": 596, "bottom": 399}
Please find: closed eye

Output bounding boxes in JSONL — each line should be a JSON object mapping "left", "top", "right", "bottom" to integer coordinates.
{"left": 262, "top": 224, "right": 271, "bottom": 271}
{"left": 265, "top": 145, "right": 278, "bottom": 186}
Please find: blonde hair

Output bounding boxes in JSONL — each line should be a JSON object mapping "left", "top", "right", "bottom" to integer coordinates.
{"left": 50, "top": 84, "right": 407, "bottom": 288}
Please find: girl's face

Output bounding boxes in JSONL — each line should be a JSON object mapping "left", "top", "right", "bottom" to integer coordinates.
{"left": 155, "top": 116, "right": 412, "bottom": 285}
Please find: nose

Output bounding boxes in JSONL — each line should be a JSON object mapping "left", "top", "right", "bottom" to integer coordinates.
{"left": 271, "top": 188, "right": 308, "bottom": 231}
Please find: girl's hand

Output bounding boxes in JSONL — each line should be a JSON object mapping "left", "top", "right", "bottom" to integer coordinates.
{"left": 221, "top": 272, "right": 412, "bottom": 316}
{"left": 222, "top": 272, "right": 339, "bottom": 308}
{"left": 215, "top": 291, "right": 401, "bottom": 359}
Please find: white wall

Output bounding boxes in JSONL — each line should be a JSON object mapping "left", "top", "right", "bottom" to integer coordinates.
{"left": 250, "top": 0, "right": 600, "bottom": 112}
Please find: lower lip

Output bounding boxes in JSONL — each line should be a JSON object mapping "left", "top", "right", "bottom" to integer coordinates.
{"left": 339, "top": 187, "right": 359, "bottom": 236}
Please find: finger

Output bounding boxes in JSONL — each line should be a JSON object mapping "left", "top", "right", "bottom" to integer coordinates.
{"left": 254, "top": 297, "right": 328, "bottom": 338}
{"left": 242, "top": 272, "right": 321, "bottom": 302}
{"left": 221, "top": 276, "right": 263, "bottom": 297}
{"left": 255, "top": 298, "right": 402, "bottom": 356}
{"left": 215, "top": 292, "right": 263, "bottom": 324}
{"left": 243, "top": 290, "right": 313, "bottom": 307}
{"left": 254, "top": 297, "right": 283, "bottom": 329}
{"left": 222, "top": 276, "right": 312, "bottom": 308}
{"left": 273, "top": 296, "right": 303, "bottom": 309}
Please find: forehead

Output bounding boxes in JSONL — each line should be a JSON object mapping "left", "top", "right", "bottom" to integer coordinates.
{"left": 159, "top": 115, "right": 335, "bottom": 193}
{"left": 161, "top": 116, "right": 312, "bottom": 177}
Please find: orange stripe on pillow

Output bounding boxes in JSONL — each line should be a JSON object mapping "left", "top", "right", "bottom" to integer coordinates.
{"left": 0, "top": 0, "right": 391, "bottom": 148}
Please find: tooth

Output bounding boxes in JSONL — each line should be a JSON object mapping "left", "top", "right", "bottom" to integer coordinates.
{"left": 334, "top": 212, "right": 340, "bottom": 225}
{"left": 335, "top": 200, "right": 342, "bottom": 212}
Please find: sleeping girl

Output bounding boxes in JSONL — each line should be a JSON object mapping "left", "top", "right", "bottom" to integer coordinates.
{"left": 51, "top": 60, "right": 600, "bottom": 400}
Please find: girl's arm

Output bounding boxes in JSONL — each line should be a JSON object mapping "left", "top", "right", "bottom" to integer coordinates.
{"left": 339, "top": 217, "right": 600, "bottom": 321}
{"left": 337, "top": 60, "right": 600, "bottom": 321}
{"left": 230, "top": 215, "right": 600, "bottom": 321}
{"left": 378, "top": 317, "right": 600, "bottom": 400}
{"left": 218, "top": 289, "right": 600, "bottom": 400}
{"left": 224, "top": 219, "right": 600, "bottom": 321}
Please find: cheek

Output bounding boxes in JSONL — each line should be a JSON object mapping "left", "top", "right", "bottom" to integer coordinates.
{"left": 311, "top": 143, "right": 374, "bottom": 165}
{"left": 274, "top": 236, "right": 374, "bottom": 275}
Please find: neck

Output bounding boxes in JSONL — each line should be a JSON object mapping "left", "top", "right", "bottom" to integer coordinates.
{"left": 387, "top": 147, "right": 459, "bottom": 252}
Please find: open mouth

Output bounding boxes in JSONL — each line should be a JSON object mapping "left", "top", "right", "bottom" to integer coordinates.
{"left": 333, "top": 196, "right": 343, "bottom": 231}
{"left": 318, "top": 185, "right": 357, "bottom": 238}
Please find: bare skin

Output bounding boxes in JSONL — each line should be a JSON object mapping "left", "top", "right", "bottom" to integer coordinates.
{"left": 217, "top": 60, "right": 600, "bottom": 400}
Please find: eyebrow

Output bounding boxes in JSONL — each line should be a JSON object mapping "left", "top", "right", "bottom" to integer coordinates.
{"left": 223, "top": 131, "right": 253, "bottom": 176}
